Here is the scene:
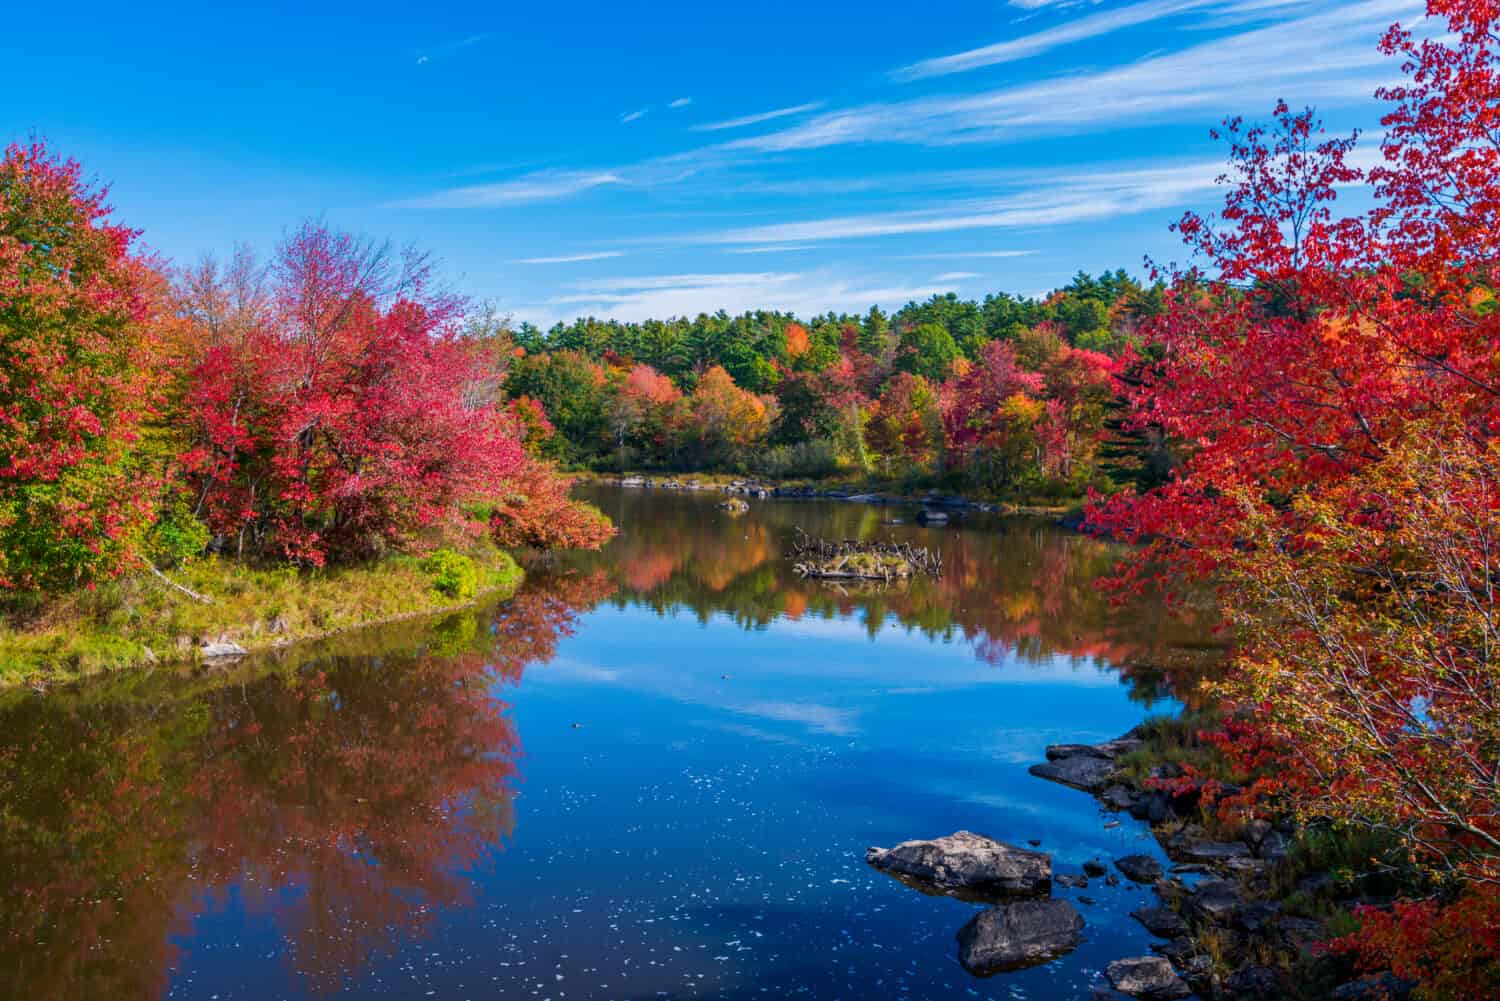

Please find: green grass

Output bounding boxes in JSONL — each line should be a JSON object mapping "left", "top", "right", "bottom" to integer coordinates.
{"left": 0, "top": 544, "right": 523, "bottom": 687}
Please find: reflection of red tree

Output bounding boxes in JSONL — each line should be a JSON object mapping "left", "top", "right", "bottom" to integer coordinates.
{"left": 567, "top": 490, "right": 1223, "bottom": 695}
{"left": 0, "top": 570, "right": 615, "bottom": 1001}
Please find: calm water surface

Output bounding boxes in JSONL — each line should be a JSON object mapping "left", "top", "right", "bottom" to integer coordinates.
{"left": 0, "top": 486, "right": 1222, "bottom": 1001}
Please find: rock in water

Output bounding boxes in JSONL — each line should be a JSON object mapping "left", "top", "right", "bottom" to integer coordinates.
{"left": 866, "top": 830, "right": 1051, "bottom": 898}
{"left": 1115, "top": 854, "right": 1164, "bottom": 884}
{"left": 1028, "top": 754, "right": 1118, "bottom": 791}
{"left": 200, "top": 638, "right": 248, "bottom": 659}
{"left": 1105, "top": 956, "right": 1192, "bottom": 1000}
{"left": 956, "top": 899, "right": 1085, "bottom": 974}
{"left": 1130, "top": 906, "right": 1187, "bottom": 938}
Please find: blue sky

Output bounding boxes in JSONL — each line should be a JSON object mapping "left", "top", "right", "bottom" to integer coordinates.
{"left": 3, "top": 0, "right": 1416, "bottom": 325}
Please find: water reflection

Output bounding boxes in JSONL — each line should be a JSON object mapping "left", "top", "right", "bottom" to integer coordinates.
{"left": 0, "top": 490, "right": 1223, "bottom": 1000}
{"left": 565, "top": 485, "right": 1221, "bottom": 704}
{"left": 0, "top": 572, "right": 611, "bottom": 1001}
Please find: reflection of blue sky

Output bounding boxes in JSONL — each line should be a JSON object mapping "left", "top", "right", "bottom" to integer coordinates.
{"left": 169, "top": 553, "right": 1183, "bottom": 999}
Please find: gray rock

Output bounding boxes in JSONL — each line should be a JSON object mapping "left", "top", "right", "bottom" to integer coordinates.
{"left": 1152, "top": 936, "right": 1195, "bottom": 966}
{"left": 1115, "top": 854, "right": 1164, "bottom": 884}
{"left": 1172, "top": 838, "right": 1254, "bottom": 865}
{"left": 1105, "top": 956, "right": 1191, "bottom": 1000}
{"left": 1131, "top": 906, "right": 1187, "bottom": 938}
{"left": 866, "top": 831, "right": 1051, "bottom": 899}
{"left": 1234, "top": 900, "right": 1280, "bottom": 933}
{"left": 1256, "top": 829, "right": 1290, "bottom": 861}
{"left": 956, "top": 899, "right": 1085, "bottom": 974}
{"left": 1056, "top": 873, "right": 1090, "bottom": 889}
{"left": 1188, "top": 879, "right": 1243, "bottom": 924}
{"left": 1029, "top": 754, "right": 1118, "bottom": 792}
{"left": 1102, "top": 784, "right": 1138, "bottom": 810}
{"left": 1044, "top": 734, "right": 1143, "bottom": 761}
{"left": 1225, "top": 964, "right": 1283, "bottom": 999}
{"left": 200, "top": 638, "right": 248, "bottom": 659}
{"left": 1274, "top": 914, "right": 1326, "bottom": 950}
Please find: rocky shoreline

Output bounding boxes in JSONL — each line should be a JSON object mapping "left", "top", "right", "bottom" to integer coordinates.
{"left": 1030, "top": 731, "right": 1415, "bottom": 1000}
{"left": 863, "top": 729, "right": 1417, "bottom": 999}
{"left": 597, "top": 473, "right": 1071, "bottom": 520}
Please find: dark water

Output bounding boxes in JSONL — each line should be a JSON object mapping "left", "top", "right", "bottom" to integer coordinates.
{"left": 0, "top": 486, "right": 1222, "bottom": 1001}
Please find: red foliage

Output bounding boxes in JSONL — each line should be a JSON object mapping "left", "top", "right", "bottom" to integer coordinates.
{"left": 941, "top": 340, "right": 1045, "bottom": 485}
{"left": 489, "top": 459, "right": 615, "bottom": 552}
{"left": 181, "top": 223, "right": 533, "bottom": 564}
{"left": 1088, "top": 5, "right": 1500, "bottom": 986}
{"left": 0, "top": 141, "right": 166, "bottom": 590}
{"left": 1331, "top": 887, "right": 1500, "bottom": 999}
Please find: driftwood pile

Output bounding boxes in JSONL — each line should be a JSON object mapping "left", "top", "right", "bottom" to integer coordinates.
{"left": 788, "top": 528, "right": 943, "bottom": 581}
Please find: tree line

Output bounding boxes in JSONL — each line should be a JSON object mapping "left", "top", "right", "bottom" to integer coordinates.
{"left": 500, "top": 272, "right": 1167, "bottom": 498}
{"left": 0, "top": 145, "right": 611, "bottom": 598}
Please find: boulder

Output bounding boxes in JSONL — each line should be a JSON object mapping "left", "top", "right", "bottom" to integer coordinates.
{"left": 1101, "top": 784, "right": 1138, "bottom": 810}
{"left": 200, "top": 638, "right": 248, "bottom": 659}
{"left": 866, "top": 831, "right": 1051, "bottom": 899}
{"left": 1225, "top": 965, "right": 1284, "bottom": 999}
{"left": 956, "top": 899, "right": 1084, "bottom": 974}
{"left": 1056, "top": 873, "right": 1089, "bottom": 889}
{"left": 1131, "top": 906, "right": 1187, "bottom": 938}
{"left": 1115, "top": 854, "right": 1164, "bottom": 884}
{"left": 1105, "top": 956, "right": 1192, "bottom": 1000}
{"left": 1029, "top": 754, "right": 1118, "bottom": 792}
{"left": 1187, "top": 879, "right": 1243, "bottom": 924}
{"left": 1043, "top": 733, "right": 1144, "bottom": 761}
{"left": 1170, "top": 837, "right": 1254, "bottom": 866}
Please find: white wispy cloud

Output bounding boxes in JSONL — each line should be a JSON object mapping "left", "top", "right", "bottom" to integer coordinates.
{"left": 723, "top": 244, "right": 819, "bottom": 254}
{"left": 933, "top": 271, "right": 982, "bottom": 281}
{"left": 728, "top": 0, "right": 1409, "bottom": 152}
{"left": 414, "top": 33, "right": 491, "bottom": 65}
{"left": 388, "top": 169, "right": 623, "bottom": 209}
{"left": 685, "top": 159, "right": 1224, "bottom": 245}
{"left": 520, "top": 270, "right": 956, "bottom": 324}
{"left": 899, "top": 250, "right": 1038, "bottom": 259}
{"left": 691, "top": 102, "right": 826, "bottom": 132}
{"left": 509, "top": 251, "right": 627, "bottom": 264}
{"left": 893, "top": 0, "right": 1215, "bottom": 81}
{"left": 668, "top": 97, "right": 693, "bottom": 109}
{"left": 620, "top": 109, "right": 648, "bottom": 123}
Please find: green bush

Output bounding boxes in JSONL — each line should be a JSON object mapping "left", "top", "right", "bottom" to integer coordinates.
{"left": 146, "top": 499, "right": 211, "bottom": 566}
{"left": 421, "top": 549, "right": 479, "bottom": 600}
{"left": 749, "top": 439, "right": 840, "bottom": 478}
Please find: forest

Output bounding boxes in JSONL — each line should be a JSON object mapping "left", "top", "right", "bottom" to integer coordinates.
{"left": 501, "top": 272, "right": 1164, "bottom": 498}
{"left": 2, "top": 0, "right": 1499, "bottom": 994}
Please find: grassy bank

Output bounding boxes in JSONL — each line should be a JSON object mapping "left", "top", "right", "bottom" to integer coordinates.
{"left": 0, "top": 545, "right": 524, "bottom": 688}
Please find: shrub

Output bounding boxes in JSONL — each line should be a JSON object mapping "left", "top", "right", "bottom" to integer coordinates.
{"left": 421, "top": 549, "right": 478, "bottom": 600}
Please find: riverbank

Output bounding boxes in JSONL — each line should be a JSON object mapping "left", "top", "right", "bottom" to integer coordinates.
{"left": 578, "top": 471, "right": 1080, "bottom": 520}
{"left": 0, "top": 545, "right": 524, "bottom": 689}
{"left": 1030, "top": 717, "right": 1417, "bottom": 1000}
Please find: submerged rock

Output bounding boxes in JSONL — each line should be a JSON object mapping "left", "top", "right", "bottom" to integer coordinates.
{"left": 1131, "top": 906, "right": 1187, "bottom": 938}
{"left": 956, "top": 899, "right": 1085, "bottom": 974}
{"left": 1115, "top": 854, "right": 1164, "bottom": 884}
{"left": 1105, "top": 956, "right": 1192, "bottom": 1000}
{"left": 1056, "top": 873, "right": 1090, "bottom": 889}
{"left": 866, "top": 830, "right": 1051, "bottom": 899}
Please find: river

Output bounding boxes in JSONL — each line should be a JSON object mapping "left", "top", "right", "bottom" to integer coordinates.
{"left": 0, "top": 485, "right": 1222, "bottom": 1000}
